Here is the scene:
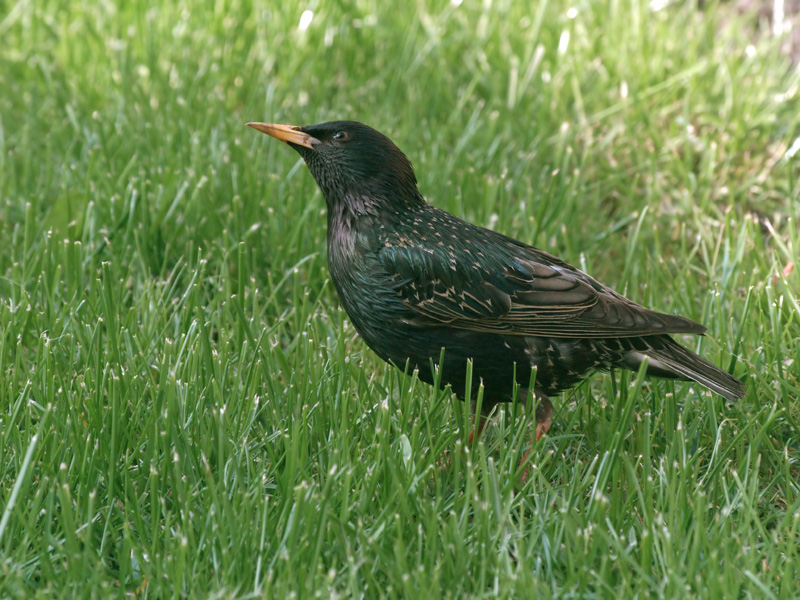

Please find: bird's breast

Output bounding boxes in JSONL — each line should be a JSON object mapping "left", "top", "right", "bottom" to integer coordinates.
{"left": 327, "top": 238, "right": 427, "bottom": 364}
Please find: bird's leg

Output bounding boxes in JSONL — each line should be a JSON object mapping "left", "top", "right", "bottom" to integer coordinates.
{"left": 518, "top": 389, "right": 552, "bottom": 483}
{"left": 467, "top": 397, "right": 494, "bottom": 448}
{"left": 434, "top": 398, "right": 495, "bottom": 476}
{"left": 534, "top": 391, "right": 553, "bottom": 441}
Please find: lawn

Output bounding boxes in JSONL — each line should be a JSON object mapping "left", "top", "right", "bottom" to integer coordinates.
{"left": 1, "top": 0, "right": 799, "bottom": 597}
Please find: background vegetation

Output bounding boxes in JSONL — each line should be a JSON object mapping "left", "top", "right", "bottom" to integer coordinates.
{"left": 1, "top": 0, "right": 798, "bottom": 597}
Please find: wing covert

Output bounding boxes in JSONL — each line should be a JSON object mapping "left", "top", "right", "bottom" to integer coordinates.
{"left": 377, "top": 242, "right": 704, "bottom": 338}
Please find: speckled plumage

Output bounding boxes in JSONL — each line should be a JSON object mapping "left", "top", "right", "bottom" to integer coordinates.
{"left": 249, "top": 120, "right": 745, "bottom": 436}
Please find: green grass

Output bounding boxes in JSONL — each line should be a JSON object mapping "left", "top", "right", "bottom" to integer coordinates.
{"left": 1, "top": 0, "right": 799, "bottom": 597}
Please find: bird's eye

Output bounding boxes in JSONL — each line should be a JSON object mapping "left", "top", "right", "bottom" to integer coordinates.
{"left": 332, "top": 131, "right": 349, "bottom": 142}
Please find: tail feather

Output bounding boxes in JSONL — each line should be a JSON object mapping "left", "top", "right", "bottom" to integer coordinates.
{"left": 624, "top": 337, "right": 746, "bottom": 401}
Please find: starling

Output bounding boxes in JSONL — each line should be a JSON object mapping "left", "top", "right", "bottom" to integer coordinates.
{"left": 248, "top": 120, "right": 745, "bottom": 444}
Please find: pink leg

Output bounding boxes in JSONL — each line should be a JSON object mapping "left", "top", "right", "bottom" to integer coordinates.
{"left": 467, "top": 398, "right": 494, "bottom": 448}
{"left": 436, "top": 399, "right": 495, "bottom": 474}
{"left": 519, "top": 391, "right": 553, "bottom": 483}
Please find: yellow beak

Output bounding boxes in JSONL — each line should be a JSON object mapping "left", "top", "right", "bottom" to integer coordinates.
{"left": 246, "top": 122, "right": 318, "bottom": 150}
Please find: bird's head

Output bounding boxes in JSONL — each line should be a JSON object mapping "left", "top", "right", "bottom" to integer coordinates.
{"left": 247, "top": 120, "right": 423, "bottom": 214}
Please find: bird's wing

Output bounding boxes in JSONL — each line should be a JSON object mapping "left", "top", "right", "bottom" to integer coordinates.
{"left": 378, "top": 243, "right": 705, "bottom": 338}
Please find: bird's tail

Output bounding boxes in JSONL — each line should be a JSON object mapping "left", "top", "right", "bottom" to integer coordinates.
{"left": 623, "top": 336, "right": 746, "bottom": 401}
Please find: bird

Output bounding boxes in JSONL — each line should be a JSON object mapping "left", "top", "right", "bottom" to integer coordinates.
{"left": 247, "top": 119, "right": 746, "bottom": 452}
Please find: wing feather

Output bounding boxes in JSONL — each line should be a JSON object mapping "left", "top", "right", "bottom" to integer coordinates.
{"left": 378, "top": 243, "right": 704, "bottom": 338}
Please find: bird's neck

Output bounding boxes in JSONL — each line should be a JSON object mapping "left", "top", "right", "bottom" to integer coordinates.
{"left": 327, "top": 188, "right": 425, "bottom": 227}
{"left": 326, "top": 197, "right": 368, "bottom": 260}
{"left": 326, "top": 191, "right": 426, "bottom": 260}
{"left": 327, "top": 193, "right": 375, "bottom": 234}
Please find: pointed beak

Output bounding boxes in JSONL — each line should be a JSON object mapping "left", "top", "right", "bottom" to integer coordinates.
{"left": 246, "top": 122, "right": 319, "bottom": 150}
